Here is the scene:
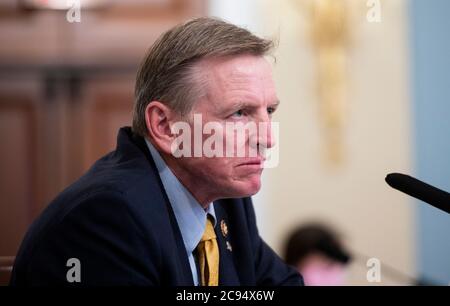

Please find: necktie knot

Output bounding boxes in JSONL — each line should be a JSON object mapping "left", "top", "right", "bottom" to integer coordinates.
{"left": 200, "top": 217, "right": 216, "bottom": 242}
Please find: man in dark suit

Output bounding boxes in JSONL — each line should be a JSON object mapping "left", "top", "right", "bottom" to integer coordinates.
{"left": 10, "top": 17, "right": 303, "bottom": 286}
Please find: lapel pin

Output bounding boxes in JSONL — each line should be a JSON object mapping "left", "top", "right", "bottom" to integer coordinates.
{"left": 226, "top": 241, "right": 233, "bottom": 252}
{"left": 220, "top": 220, "right": 228, "bottom": 237}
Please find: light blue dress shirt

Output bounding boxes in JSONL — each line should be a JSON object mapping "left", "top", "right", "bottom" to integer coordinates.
{"left": 145, "top": 139, "right": 216, "bottom": 286}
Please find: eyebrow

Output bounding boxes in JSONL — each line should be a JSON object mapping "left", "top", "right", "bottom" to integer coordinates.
{"left": 270, "top": 99, "right": 281, "bottom": 107}
{"left": 223, "top": 99, "right": 281, "bottom": 113}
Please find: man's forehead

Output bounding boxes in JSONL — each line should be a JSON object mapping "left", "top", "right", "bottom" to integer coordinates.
{"left": 204, "top": 55, "right": 275, "bottom": 92}
{"left": 206, "top": 55, "right": 273, "bottom": 77}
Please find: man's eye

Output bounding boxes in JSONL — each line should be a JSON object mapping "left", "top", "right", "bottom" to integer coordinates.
{"left": 232, "top": 109, "right": 245, "bottom": 118}
{"left": 267, "top": 107, "right": 275, "bottom": 115}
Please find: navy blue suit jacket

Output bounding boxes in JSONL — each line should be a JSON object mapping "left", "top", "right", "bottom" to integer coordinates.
{"left": 10, "top": 127, "right": 303, "bottom": 286}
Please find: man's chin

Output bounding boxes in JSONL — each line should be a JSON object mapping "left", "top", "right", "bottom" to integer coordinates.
{"left": 228, "top": 177, "right": 261, "bottom": 198}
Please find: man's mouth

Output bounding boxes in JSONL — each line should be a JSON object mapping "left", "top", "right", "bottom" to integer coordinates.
{"left": 237, "top": 157, "right": 265, "bottom": 167}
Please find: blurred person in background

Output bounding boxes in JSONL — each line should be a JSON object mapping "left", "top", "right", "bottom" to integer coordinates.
{"left": 284, "top": 223, "right": 352, "bottom": 286}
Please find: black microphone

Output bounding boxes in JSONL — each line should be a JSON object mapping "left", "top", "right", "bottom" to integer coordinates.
{"left": 385, "top": 173, "right": 450, "bottom": 214}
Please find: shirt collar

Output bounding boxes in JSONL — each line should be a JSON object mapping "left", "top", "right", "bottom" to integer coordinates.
{"left": 145, "top": 139, "right": 216, "bottom": 254}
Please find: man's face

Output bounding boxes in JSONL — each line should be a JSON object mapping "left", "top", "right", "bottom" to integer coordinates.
{"left": 172, "top": 55, "right": 279, "bottom": 201}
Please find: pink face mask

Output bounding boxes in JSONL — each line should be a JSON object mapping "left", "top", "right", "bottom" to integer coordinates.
{"left": 301, "top": 260, "right": 347, "bottom": 286}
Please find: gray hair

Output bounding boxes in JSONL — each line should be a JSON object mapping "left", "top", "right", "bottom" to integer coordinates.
{"left": 132, "top": 17, "right": 274, "bottom": 137}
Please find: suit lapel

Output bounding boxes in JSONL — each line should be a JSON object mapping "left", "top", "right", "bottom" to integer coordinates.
{"left": 165, "top": 200, "right": 195, "bottom": 285}
{"left": 126, "top": 129, "right": 194, "bottom": 285}
{"left": 213, "top": 201, "right": 241, "bottom": 286}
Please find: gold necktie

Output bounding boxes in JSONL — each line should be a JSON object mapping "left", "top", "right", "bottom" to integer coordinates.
{"left": 196, "top": 216, "right": 219, "bottom": 286}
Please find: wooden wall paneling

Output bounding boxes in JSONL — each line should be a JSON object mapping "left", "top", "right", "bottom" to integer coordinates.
{"left": 0, "top": 0, "right": 207, "bottom": 67}
{"left": 80, "top": 74, "right": 135, "bottom": 172}
{"left": 0, "top": 94, "right": 38, "bottom": 257}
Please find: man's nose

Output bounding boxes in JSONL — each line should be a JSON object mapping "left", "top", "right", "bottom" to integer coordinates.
{"left": 253, "top": 113, "right": 276, "bottom": 150}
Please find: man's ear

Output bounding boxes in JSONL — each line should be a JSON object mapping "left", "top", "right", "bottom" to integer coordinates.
{"left": 144, "top": 101, "right": 177, "bottom": 155}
